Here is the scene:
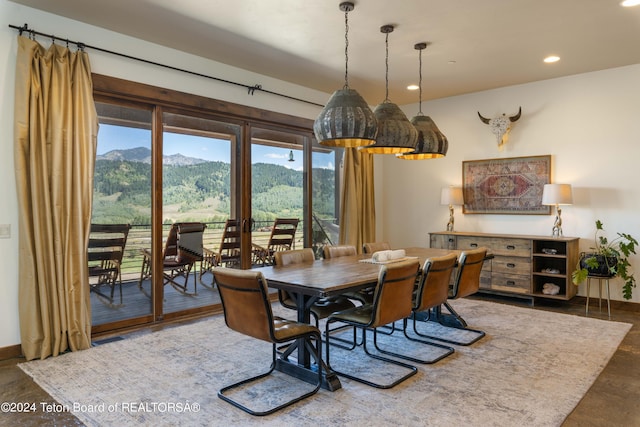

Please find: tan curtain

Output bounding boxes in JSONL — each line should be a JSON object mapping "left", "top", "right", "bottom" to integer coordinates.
{"left": 14, "top": 36, "right": 97, "bottom": 360}
{"left": 339, "top": 148, "right": 375, "bottom": 252}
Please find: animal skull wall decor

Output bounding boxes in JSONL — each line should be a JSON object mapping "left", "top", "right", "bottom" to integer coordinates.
{"left": 478, "top": 107, "right": 522, "bottom": 147}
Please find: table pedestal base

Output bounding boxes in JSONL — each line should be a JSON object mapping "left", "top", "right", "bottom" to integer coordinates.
{"left": 275, "top": 358, "right": 342, "bottom": 391}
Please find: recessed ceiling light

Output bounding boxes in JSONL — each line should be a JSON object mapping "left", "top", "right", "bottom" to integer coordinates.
{"left": 407, "top": 84, "right": 419, "bottom": 91}
{"left": 621, "top": 0, "right": 640, "bottom": 7}
{"left": 544, "top": 55, "right": 560, "bottom": 63}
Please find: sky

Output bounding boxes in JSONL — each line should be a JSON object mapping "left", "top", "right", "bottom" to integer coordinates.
{"left": 97, "top": 124, "right": 335, "bottom": 170}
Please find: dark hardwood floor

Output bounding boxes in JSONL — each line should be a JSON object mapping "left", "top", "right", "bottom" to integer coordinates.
{"left": 1, "top": 294, "right": 639, "bottom": 426}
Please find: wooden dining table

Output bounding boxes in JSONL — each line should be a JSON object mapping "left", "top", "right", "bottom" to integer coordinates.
{"left": 257, "top": 246, "right": 461, "bottom": 391}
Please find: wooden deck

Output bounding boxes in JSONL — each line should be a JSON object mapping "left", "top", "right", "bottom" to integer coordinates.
{"left": 90, "top": 269, "right": 222, "bottom": 326}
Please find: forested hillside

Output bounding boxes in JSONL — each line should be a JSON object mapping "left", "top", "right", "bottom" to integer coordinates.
{"left": 91, "top": 148, "right": 335, "bottom": 225}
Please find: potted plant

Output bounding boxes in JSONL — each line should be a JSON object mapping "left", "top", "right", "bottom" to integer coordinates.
{"left": 572, "top": 220, "right": 638, "bottom": 300}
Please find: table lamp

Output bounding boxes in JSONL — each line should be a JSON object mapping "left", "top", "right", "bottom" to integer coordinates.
{"left": 441, "top": 187, "right": 464, "bottom": 232}
{"left": 541, "top": 183, "right": 573, "bottom": 237}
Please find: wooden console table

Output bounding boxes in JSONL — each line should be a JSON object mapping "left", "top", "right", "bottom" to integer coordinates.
{"left": 430, "top": 231, "right": 579, "bottom": 302}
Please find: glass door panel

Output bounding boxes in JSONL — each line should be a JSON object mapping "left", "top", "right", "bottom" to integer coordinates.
{"left": 91, "top": 101, "right": 153, "bottom": 328}
{"left": 250, "top": 128, "right": 305, "bottom": 264}
{"left": 311, "top": 143, "right": 343, "bottom": 255}
{"left": 161, "top": 112, "right": 241, "bottom": 316}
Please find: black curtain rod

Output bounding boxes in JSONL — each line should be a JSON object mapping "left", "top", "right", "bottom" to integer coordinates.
{"left": 9, "top": 23, "right": 324, "bottom": 108}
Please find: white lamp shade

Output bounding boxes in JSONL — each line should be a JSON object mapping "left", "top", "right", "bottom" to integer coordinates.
{"left": 541, "top": 184, "right": 573, "bottom": 205}
{"left": 441, "top": 187, "right": 464, "bottom": 205}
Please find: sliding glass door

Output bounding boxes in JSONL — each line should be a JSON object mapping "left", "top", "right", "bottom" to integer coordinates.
{"left": 160, "top": 111, "right": 241, "bottom": 316}
{"left": 90, "top": 75, "right": 337, "bottom": 333}
{"left": 91, "top": 101, "right": 154, "bottom": 329}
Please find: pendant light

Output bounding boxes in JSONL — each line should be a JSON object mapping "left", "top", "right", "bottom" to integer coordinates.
{"left": 313, "top": 2, "right": 377, "bottom": 148}
{"left": 360, "top": 25, "right": 417, "bottom": 154}
{"left": 398, "top": 42, "right": 448, "bottom": 159}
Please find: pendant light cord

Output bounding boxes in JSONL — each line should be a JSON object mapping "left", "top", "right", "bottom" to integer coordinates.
{"left": 384, "top": 31, "right": 390, "bottom": 102}
{"left": 418, "top": 46, "right": 423, "bottom": 115}
{"left": 344, "top": 8, "right": 350, "bottom": 89}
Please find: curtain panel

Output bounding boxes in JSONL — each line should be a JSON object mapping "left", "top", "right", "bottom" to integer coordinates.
{"left": 339, "top": 148, "right": 375, "bottom": 252}
{"left": 14, "top": 36, "right": 97, "bottom": 360}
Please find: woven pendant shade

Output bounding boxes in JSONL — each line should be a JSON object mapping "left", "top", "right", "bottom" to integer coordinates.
{"left": 360, "top": 25, "right": 417, "bottom": 154}
{"left": 360, "top": 101, "right": 418, "bottom": 154}
{"left": 314, "top": 2, "right": 377, "bottom": 148}
{"left": 397, "top": 114, "right": 448, "bottom": 159}
{"left": 397, "top": 42, "right": 448, "bottom": 159}
{"left": 314, "top": 88, "right": 378, "bottom": 147}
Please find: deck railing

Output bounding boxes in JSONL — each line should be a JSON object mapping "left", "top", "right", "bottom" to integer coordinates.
{"left": 118, "top": 220, "right": 305, "bottom": 280}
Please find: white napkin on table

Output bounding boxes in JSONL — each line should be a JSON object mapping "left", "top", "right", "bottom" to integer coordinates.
{"left": 371, "top": 249, "right": 406, "bottom": 262}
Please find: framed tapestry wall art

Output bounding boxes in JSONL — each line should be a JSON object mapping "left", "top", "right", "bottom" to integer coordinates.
{"left": 462, "top": 155, "right": 551, "bottom": 215}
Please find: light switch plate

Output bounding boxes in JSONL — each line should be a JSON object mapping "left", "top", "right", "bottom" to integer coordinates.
{"left": 0, "top": 224, "right": 11, "bottom": 238}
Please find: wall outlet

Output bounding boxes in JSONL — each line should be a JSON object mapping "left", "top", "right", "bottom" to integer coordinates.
{"left": 0, "top": 224, "right": 11, "bottom": 239}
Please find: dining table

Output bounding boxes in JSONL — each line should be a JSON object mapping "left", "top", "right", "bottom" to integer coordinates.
{"left": 257, "top": 246, "right": 461, "bottom": 391}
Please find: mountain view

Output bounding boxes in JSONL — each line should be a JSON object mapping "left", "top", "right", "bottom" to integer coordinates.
{"left": 91, "top": 147, "right": 336, "bottom": 227}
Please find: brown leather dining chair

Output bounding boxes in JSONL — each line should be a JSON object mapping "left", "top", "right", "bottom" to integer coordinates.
{"left": 395, "top": 253, "right": 458, "bottom": 364}
{"left": 324, "top": 259, "right": 421, "bottom": 389}
{"left": 212, "top": 267, "right": 322, "bottom": 416}
{"left": 363, "top": 241, "right": 391, "bottom": 254}
{"left": 419, "top": 247, "right": 488, "bottom": 346}
{"left": 323, "top": 244, "right": 357, "bottom": 259}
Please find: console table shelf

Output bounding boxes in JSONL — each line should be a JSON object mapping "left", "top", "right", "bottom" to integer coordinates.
{"left": 430, "top": 231, "right": 579, "bottom": 301}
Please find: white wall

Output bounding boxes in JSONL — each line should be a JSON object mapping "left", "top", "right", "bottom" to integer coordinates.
{"left": 382, "top": 64, "right": 640, "bottom": 303}
{"left": 2, "top": 0, "right": 639, "bottom": 350}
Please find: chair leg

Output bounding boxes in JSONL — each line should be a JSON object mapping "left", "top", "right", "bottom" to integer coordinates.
{"left": 364, "top": 317, "right": 455, "bottom": 364}
{"left": 372, "top": 317, "right": 455, "bottom": 364}
{"left": 325, "top": 319, "right": 417, "bottom": 389}
{"left": 413, "top": 304, "right": 485, "bottom": 346}
{"left": 218, "top": 334, "right": 322, "bottom": 416}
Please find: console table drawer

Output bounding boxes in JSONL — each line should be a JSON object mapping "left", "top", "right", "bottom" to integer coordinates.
{"left": 492, "top": 256, "right": 531, "bottom": 276}
{"left": 458, "top": 236, "right": 531, "bottom": 257}
{"left": 491, "top": 273, "right": 530, "bottom": 293}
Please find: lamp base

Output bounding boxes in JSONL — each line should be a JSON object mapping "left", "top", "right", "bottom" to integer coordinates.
{"left": 446, "top": 204, "right": 455, "bottom": 232}
{"left": 551, "top": 205, "right": 563, "bottom": 237}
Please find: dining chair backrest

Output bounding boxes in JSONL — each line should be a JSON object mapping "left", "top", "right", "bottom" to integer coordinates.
{"left": 363, "top": 242, "right": 391, "bottom": 254}
{"left": 213, "top": 268, "right": 275, "bottom": 343}
{"left": 323, "top": 244, "right": 357, "bottom": 259}
{"left": 414, "top": 253, "right": 458, "bottom": 312}
{"left": 451, "top": 248, "right": 488, "bottom": 299}
{"left": 371, "top": 259, "right": 421, "bottom": 327}
{"left": 274, "top": 248, "right": 315, "bottom": 266}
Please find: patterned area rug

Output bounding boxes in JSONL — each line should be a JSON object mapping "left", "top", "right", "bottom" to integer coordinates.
{"left": 20, "top": 299, "right": 631, "bottom": 427}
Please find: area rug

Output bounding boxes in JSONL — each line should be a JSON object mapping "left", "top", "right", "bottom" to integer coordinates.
{"left": 20, "top": 299, "right": 631, "bottom": 427}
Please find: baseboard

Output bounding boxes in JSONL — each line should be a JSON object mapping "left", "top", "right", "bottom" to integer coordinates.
{"left": 571, "top": 296, "right": 640, "bottom": 313}
{"left": 0, "top": 344, "right": 22, "bottom": 361}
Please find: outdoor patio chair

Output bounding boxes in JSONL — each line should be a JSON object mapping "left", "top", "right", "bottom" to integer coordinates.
{"left": 139, "top": 222, "right": 206, "bottom": 295}
{"left": 252, "top": 218, "right": 299, "bottom": 265}
{"left": 88, "top": 223, "right": 131, "bottom": 305}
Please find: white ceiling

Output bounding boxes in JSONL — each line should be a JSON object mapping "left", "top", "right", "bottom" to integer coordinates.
{"left": 9, "top": 0, "right": 640, "bottom": 105}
